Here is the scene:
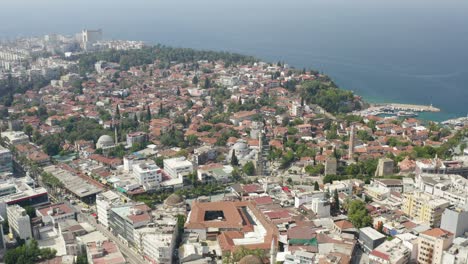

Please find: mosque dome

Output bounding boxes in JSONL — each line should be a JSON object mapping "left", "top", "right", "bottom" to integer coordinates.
{"left": 164, "top": 193, "right": 185, "bottom": 207}
{"left": 233, "top": 141, "right": 248, "bottom": 151}
{"left": 96, "top": 135, "right": 114, "bottom": 149}
{"left": 238, "top": 255, "right": 262, "bottom": 264}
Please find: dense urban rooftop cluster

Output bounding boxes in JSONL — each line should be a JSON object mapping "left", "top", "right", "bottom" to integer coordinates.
{"left": 0, "top": 31, "right": 468, "bottom": 264}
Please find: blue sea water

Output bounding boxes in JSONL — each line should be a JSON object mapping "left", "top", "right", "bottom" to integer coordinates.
{"left": 1, "top": 0, "right": 467, "bottom": 121}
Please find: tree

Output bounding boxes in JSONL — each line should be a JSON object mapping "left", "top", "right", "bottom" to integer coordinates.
{"left": 287, "top": 177, "right": 293, "bottom": 185}
{"left": 280, "top": 150, "right": 295, "bottom": 169}
{"left": 76, "top": 254, "right": 88, "bottom": 264}
{"left": 176, "top": 87, "right": 181, "bottom": 96}
{"left": 24, "top": 205, "right": 36, "bottom": 219}
{"left": 154, "top": 156, "right": 164, "bottom": 168}
{"left": 115, "top": 105, "right": 120, "bottom": 119}
{"left": 242, "top": 161, "right": 255, "bottom": 176}
{"left": 4, "top": 239, "right": 56, "bottom": 264}
{"left": 192, "top": 75, "right": 199, "bottom": 85}
{"left": 333, "top": 189, "right": 340, "bottom": 213}
{"left": 71, "top": 79, "right": 83, "bottom": 94}
{"left": 23, "top": 124, "right": 33, "bottom": 140}
{"left": 37, "top": 105, "right": 48, "bottom": 119}
{"left": 231, "top": 151, "right": 239, "bottom": 166}
{"left": 347, "top": 200, "right": 372, "bottom": 228}
{"left": 158, "top": 102, "right": 164, "bottom": 115}
{"left": 314, "top": 181, "right": 320, "bottom": 191}
{"left": 146, "top": 106, "right": 151, "bottom": 121}
{"left": 203, "top": 77, "right": 211, "bottom": 89}
{"left": 187, "top": 135, "right": 199, "bottom": 146}
{"left": 32, "top": 130, "right": 42, "bottom": 143}
{"left": 40, "top": 134, "right": 62, "bottom": 156}
{"left": 231, "top": 168, "right": 241, "bottom": 181}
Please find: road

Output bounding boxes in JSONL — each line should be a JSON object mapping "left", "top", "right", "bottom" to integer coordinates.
{"left": 81, "top": 213, "right": 145, "bottom": 264}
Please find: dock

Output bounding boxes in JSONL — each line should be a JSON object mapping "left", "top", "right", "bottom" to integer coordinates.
{"left": 372, "top": 103, "right": 440, "bottom": 112}
{"left": 353, "top": 103, "right": 441, "bottom": 117}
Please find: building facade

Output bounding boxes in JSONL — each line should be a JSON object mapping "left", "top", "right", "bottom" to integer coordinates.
{"left": 0, "top": 146, "right": 12, "bottom": 175}
{"left": 132, "top": 162, "right": 162, "bottom": 190}
{"left": 163, "top": 157, "right": 193, "bottom": 179}
{"left": 418, "top": 228, "right": 453, "bottom": 264}
{"left": 108, "top": 203, "right": 151, "bottom": 246}
{"left": 126, "top": 131, "right": 147, "bottom": 147}
{"left": 440, "top": 207, "right": 468, "bottom": 238}
{"left": 358, "top": 227, "right": 386, "bottom": 253}
{"left": 96, "top": 190, "right": 121, "bottom": 228}
{"left": 402, "top": 192, "right": 449, "bottom": 227}
{"left": 7, "top": 205, "right": 32, "bottom": 240}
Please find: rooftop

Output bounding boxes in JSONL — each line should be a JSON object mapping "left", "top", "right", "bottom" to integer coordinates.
{"left": 359, "top": 227, "right": 385, "bottom": 240}
{"left": 421, "top": 228, "right": 453, "bottom": 238}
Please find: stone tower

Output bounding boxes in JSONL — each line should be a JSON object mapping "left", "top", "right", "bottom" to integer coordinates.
{"left": 348, "top": 124, "right": 355, "bottom": 160}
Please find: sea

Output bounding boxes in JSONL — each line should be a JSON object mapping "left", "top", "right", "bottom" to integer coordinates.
{"left": 1, "top": 0, "right": 467, "bottom": 121}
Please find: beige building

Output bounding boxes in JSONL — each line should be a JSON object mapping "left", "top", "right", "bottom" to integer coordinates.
{"left": 418, "top": 228, "right": 453, "bottom": 264}
{"left": 375, "top": 158, "right": 394, "bottom": 177}
{"left": 402, "top": 192, "right": 449, "bottom": 227}
{"left": 324, "top": 157, "right": 337, "bottom": 176}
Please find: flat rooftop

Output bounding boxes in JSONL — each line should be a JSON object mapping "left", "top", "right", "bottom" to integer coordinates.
{"left": 360, "top": 227, "right": 385, "bottom": 240}
{"left": 43, "top": 165, "right": 102, "bottom": 198}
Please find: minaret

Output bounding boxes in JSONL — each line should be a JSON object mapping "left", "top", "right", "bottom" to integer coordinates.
{"left": 270, "top": 238, "right": 276, "bottom": 264}
{"left": 348, "top": 124, "right": 355, "bottom": 160}
{"left": 257, "top": 128, "right": 270, "bottom": 176}
{"left": 113, "top": 117, "right": 118, "bottom": 144}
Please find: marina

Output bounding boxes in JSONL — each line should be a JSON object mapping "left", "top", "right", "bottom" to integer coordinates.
{"left": 354, "top": 103, "right": 441, "bottom": 118}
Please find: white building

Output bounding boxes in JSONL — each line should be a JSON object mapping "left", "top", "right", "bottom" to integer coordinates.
{"left": 0, "top": 131, "right": 29, "bottom": 146}
{"left": 141, "top": 232, "right": 174, "bottom": 264}
{"left": 324, "top": 180, "right": 353, "bottom": 196}
{"left": 96, "top": 190, "right": 121, "bottom": 228}
{"left": 133, "top": 162, "right": 162, "bottom": 190}
{"left": 123, "top": 155, "right": 137, "bottom": 172}
{"left": 0, "top": 177, "right": 49, "bottom": 219}
{"left": 7, "top": 205, "right": 32, "bottom": 240}
{"left": 284, "top": 251, "right": 316, "bottom": 264}
{"left": 293, "top": 191, "right": 325, "bottom": 208}
{"left": 440, "top": 206, "right": 468, "bottom": 238}
{"left": 395, "top": 233, "right": 419, "bottom": 263}
{"left": 310, "top": 198, "right": 330, "bottom": 218}
{"left": 36, "top": 203, "right": 75, "bottom": 224}
{"left": 417, "top": 174, "right": 468, "bottom": 207}
{"left": 290, "top": 101, "right": 303, "bottom": 117}
{"left": 442, "top": 237, "right": 468, "bottom": 264}
{"left": 163, "top": 157, "right": 193, "bottom": 179}
{"left": 368, "top": 237, "right": 411, "bottom": 264}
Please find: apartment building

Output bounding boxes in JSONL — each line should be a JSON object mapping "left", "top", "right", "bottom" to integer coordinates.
{"left": 96, "top": 190, "right": 121, "bottom": 228}
{"left": 418, "top": 228, "right": 453, "bottom": 264}
{"left": 402, "top": 191, "right": 449, "bottom": 227}
{"left": 132, "top": 162, "right": 162, "bottom": 190}
{"left": 7, "top": 205, "right": 32, "bottom": 240}
{"left": 163, "top": 156, "right": 193, "bottom": 179}
{"left": 108, "top": 203, "right": 151, "bottom": 246}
